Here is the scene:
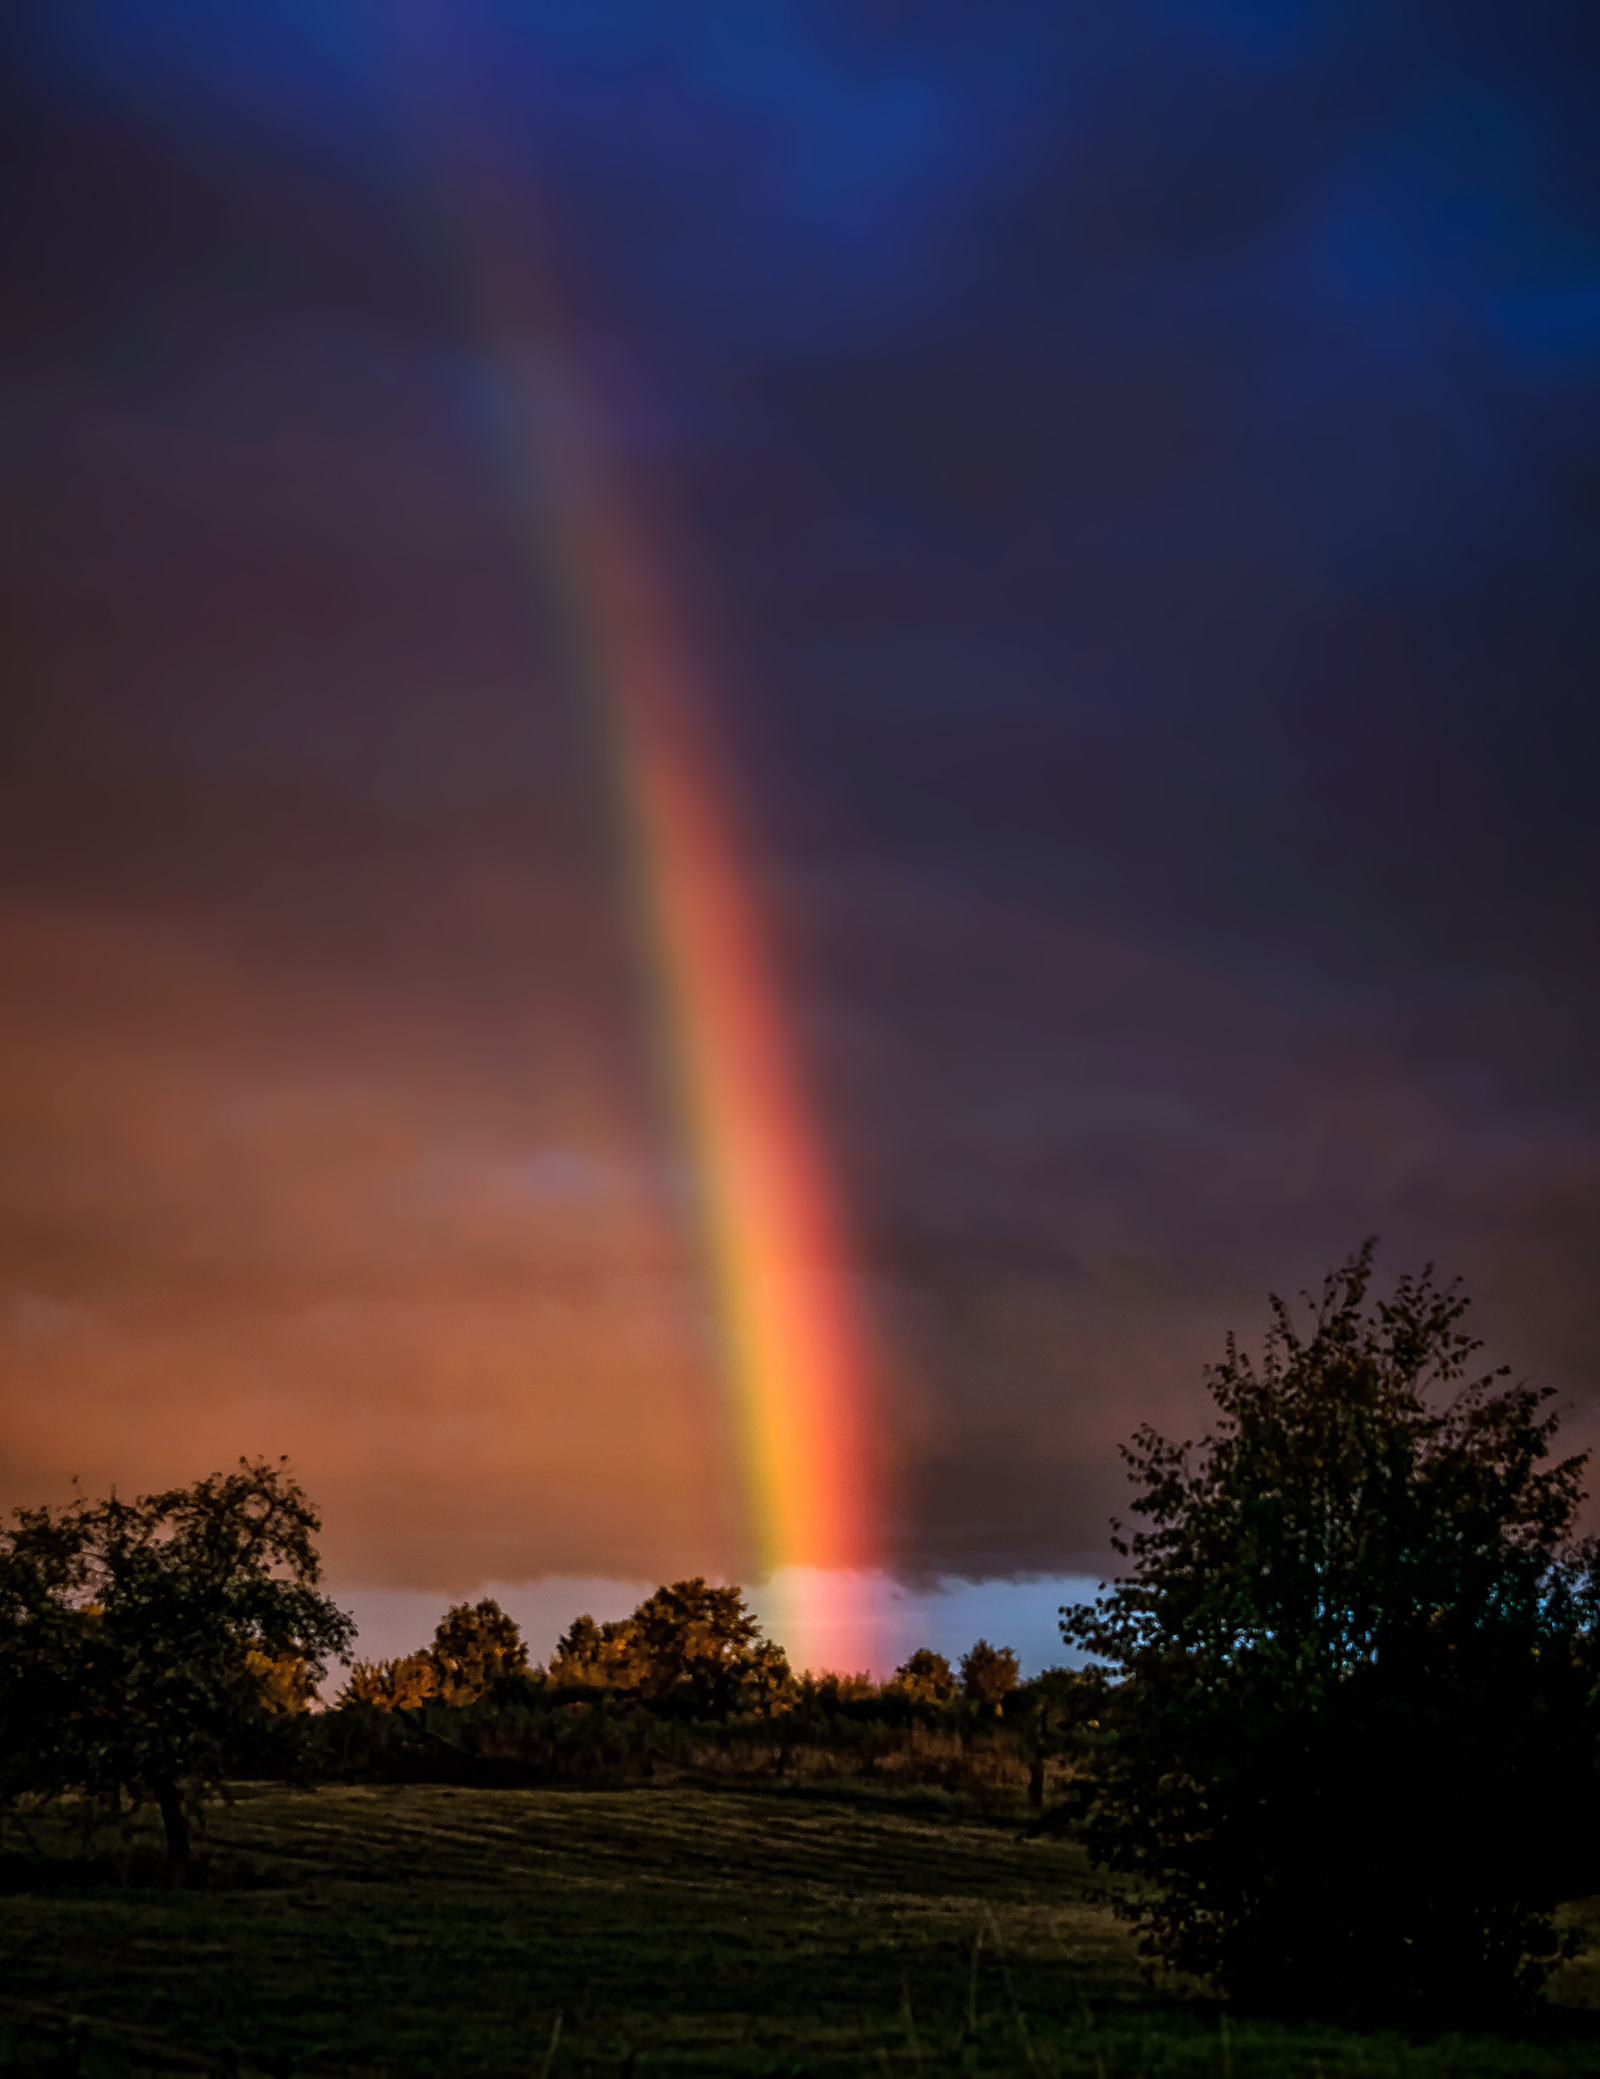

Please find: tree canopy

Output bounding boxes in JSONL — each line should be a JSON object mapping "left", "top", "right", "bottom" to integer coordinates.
{"left": 550, "top": 1578, "right": 789, "bottom": 1714}
{"left": 890, "top": 1647, "right": 956, "bottom": 1703}
{"left": 341, "top": 1598, "right": 530, "bottom": 1711}
{"left": 959, "top": 1639, "right": 1020, "bottom": 1705}
{"left": 0, "top": 1458, "right": 353, "bottom": 1861}
{"left": 1062, "top": 1244, "right": 1600, "bottom": 2024}
{"left": 432, "top": 1599, "right": 530, "bottom": 1702}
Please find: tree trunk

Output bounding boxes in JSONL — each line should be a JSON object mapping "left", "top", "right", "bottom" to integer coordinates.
{"left": 1028, "top": 1752, "right": 1046, "bottom": 1810}
{"left": 154, "top": 1781, "right": 190, "bottom": 1865}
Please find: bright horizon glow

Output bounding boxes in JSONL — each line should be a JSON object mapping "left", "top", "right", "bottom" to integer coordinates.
{"left": 336, "top": 1572, "right": 1100, "bottom": 1686}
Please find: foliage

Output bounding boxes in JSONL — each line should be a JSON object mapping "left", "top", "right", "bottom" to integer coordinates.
{"left": 959, "top": 1638, "right": 1020, "bottom": 1704}
{"left": 1062, "top": 1244, "right": 1600, "bottom": 2025}
{"left": 430, "top": 1597, "right": 529, "bottom": 1701}
{"left": 891, "top": 1647, "right": 957, "bottom": 1702}
{"left": 297, "top": 1656, "right": 1081, "bottom": 1805}
{"left": 548, "top": 1611, "right": 644, "bottom": 1688}
{"left": 340, "top": 1649, "right": 441, "bottom": 1710}
{"left": 243, "top": 1648, "right": 317, "bottom": 1714}
{"left": 1010, "top": 1665, "right": 1107, "bottom": 1807}
{"left": 0, "top": 1458, "right": 353, "bottom": 1862}
{"left": 312, "top": 1688, "right": 683, "bottom": 1787}
{"left": 338, "top": 1598, "right": 528, "bottom": 1710}
{"left": 549, "top": 1578, "right": 791, "bottom": 1715}
{"left": 320, "top": 1583, "right": 1053, "bottom": 1805}
{"left": 332, "top": 1584, "right": 1038, "bottom": 1751}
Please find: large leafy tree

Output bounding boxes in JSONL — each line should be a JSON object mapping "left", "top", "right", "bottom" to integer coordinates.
{"left": 0, "top": 1459, "right": 353, "bottom": 1862}
{"left": 1062, "top": 1245, "right": 1600, "bottom": 2024}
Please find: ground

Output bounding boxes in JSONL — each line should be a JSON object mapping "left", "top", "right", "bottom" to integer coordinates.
{"left": 3, "top": 1781, "right": 1600, "bottom": 2075}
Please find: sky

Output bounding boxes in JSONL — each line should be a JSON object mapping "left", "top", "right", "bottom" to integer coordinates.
{"left": 3, "top": 2, "right": 1600, "bottom": 1673}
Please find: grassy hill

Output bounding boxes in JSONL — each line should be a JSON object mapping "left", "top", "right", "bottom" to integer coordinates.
{"left": 3, "top": 1781, "right": 1599, "bottom": 2075}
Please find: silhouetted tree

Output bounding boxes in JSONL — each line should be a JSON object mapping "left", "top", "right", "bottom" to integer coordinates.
{"left": 959, "top": 1639, "right": 1020, "bottom": 1705}
{"left": 891, "top": 1647, "right": 956, "bottom": 1703}
{"left": 1012, "top": 1665, "right": 1105, "bottom": 1807}
{"left": 0, "top": 1458, "right": 353, "bottom": 1863}
{"left": 1062, "top": 1245, "right": 1600, "bottom": 2024}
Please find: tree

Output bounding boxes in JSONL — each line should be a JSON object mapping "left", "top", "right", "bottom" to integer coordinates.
{"left": 890, "top": 1647, "right": 956, "bottom": 1703}
{"left": 549, "top": 1580, "right": 790, "bottom": 1715}
{"left": 339, "top": 1650, "right": 440, "bottom": 1710}
{"left": 245, "top": 1648, "right": 318, "bottom": 1714}
{"left": 1011, "top": 1665, "right": 1105, "bottom": 1808}
{"left": 1061, "top": 1245, "right": 1600, "bottom": 2024}
{"left": 0, "top": 1459, "right": 353, "bottom": 1864}
{"left": 627, "top": 1578, "right": 761, "bottom": 1702}
{"left": 549, "top": 1611, "right": 644, "bottom": 1689}
{"left": 958, "top": 1639, "right": 1020, "bottom": 1705}
{"left": 340, "top": 1600, "right": 529, "bottom": 1710}
{"left": 429, "top": 1598, "right": 528, "bottom": 1703}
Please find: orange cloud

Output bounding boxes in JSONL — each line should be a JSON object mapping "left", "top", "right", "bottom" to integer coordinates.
{"left": 0, "top": 897, "right": 734, "bottom": 1587}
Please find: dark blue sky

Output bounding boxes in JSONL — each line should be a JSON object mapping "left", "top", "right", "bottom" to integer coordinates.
{"left": 4, "top": 2, "right": 1600, "bottom": 1586}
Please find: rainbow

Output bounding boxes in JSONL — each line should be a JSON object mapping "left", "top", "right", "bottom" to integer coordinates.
{"left": 532, "top": 374, "right": 882, "bottom": 1673}
{"left": 392, "top": 54, "right": 882, "bottom": 1672}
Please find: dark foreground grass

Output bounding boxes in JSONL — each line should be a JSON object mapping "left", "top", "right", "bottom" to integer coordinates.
{"left": 3, "top": 1782, "right": 1600, "bottom": 2076}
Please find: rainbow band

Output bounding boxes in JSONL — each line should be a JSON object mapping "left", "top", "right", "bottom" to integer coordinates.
{"left": 384, "top": 32, "right": 881, "bottom": 1672}
{"left": 540, "top": 398, "right": 879, "bottom": 1672}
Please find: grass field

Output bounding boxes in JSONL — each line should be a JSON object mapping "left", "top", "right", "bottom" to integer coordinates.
{"left": 4, "top": 1780, "right": 1600, "bottom": 2076}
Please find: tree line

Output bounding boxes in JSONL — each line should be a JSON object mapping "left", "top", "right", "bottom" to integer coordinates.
{"left": 5, "top": 1243, "right": 1599, "bottom": 2027}
{"left": 339, "top": 1580, "right": 1023, "bottom": 1721}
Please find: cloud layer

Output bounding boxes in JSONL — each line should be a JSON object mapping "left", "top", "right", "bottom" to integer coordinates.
{"left": 3, "top": 2, "right": 1599, "bottom": 1601}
